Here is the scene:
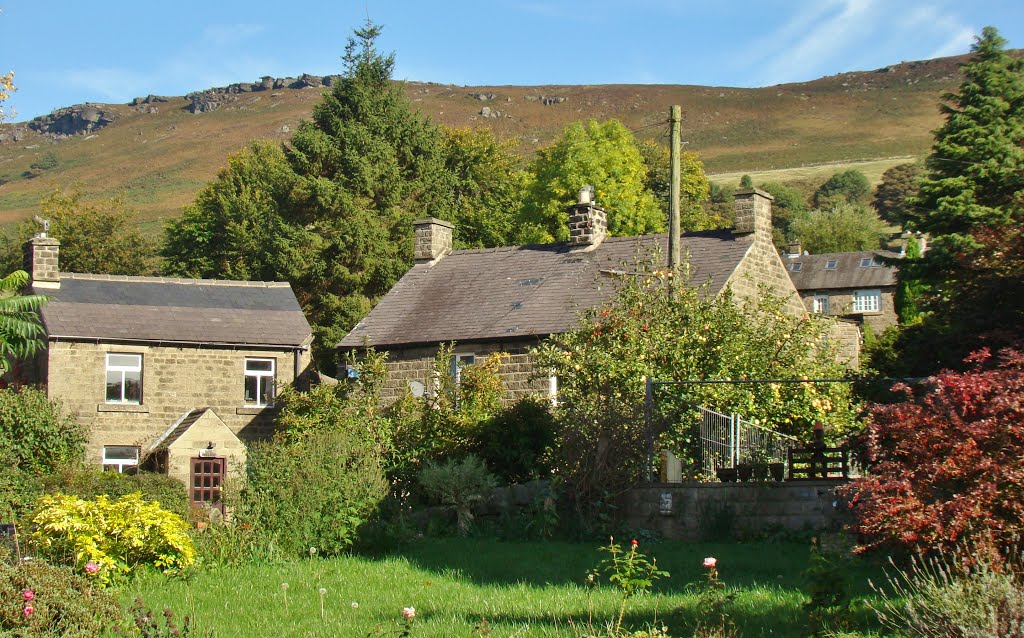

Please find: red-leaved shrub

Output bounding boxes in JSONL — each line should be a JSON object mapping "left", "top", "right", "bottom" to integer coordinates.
{"left": 847, "top": 348, "right": 1024, "bottom": 558}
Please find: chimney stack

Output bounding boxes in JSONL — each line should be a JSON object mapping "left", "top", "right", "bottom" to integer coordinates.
{"left": 732, "top": 188, "right": 774, "bottom": 244}
{"left": 413, "top": 218, "right": 453, "bottom": 264}
{"left": 786, "top": 241, "right": 802, "bottom": 257}
{"left": 24, "top": 235, "right": 61, "bottom": 289}
{"left": 568, "top": 186, "right": 607, "bottom": 247}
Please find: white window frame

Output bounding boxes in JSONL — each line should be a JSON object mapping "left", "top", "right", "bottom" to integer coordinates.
{"left": 450, "top": 353, "right": 476, "bottom": 386}
{"left": 102, "top": 445, "right": 140, "bottom": 473}
{"left": 853, "top": 289, "right": 881, "bottom": 313}
{"left": 789, "top": 262, "right": 802, "bottom": 272}
{"left": 244, "top": 357, "right": 276, "bottom": 407}
{"left": 105, "top": 353, "right": 142, "bottom": 404}
{"left": 548, "top": 375, "right": 559, "bottom": 407}
{"left": 825, "top": 260, "right": 838, "bottom": 270}
{"left": 812, "top": 294, "right": 830, "bottom": 314}
{"left": 859, "top": 257, "right": 873, "bottom": 268}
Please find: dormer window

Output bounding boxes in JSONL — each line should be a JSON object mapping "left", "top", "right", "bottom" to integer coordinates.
{"left": 825, "top": 260, "right": 838, "bottom": 270}
{"left": 789, "top": 262, "right": 802, "bottom": 272}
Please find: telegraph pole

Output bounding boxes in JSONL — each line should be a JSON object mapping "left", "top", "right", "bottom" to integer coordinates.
{"left": 668, "top": 105, "right": 682, "bottom": 270}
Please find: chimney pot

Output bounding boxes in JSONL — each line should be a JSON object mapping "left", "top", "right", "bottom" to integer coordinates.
{"left": 567, "top": 188, "right": 607, "bottom": 247}
{"left": 413, "top": 218, "right": 454, "bottom": 263}
{"left": 24, "top": 235, "right": 61, "bottom": 289}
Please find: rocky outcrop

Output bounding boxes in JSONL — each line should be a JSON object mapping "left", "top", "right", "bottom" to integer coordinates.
{"left": 178, "top": 74, "right": 342, "bottom": 113}
{"left": 28, "top": 105, "right": 116, "bottom": 137}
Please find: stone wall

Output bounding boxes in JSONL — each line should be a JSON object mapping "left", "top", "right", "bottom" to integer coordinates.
{"left": 798, "top": 288, "right": 898, "bottom": 333}
{"left": 371, "top": 340, "right": 551, "bottom": 405}
{"left": 623, "top": 480, "right": 850, "bottom": 540}
{"left": 44, "top": 341, "right": 311, "bottom": 464}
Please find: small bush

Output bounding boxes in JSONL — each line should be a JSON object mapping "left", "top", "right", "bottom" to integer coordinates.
{"left": 0, "top": 387, "right": 86, "bottom": 476}
{"left": 0, "top": 559, "right": 124, "bottom": 637}
{"left": 419, "top": 454, "right": 498, "bottom": 535}
{"left": 0, "top": 448, "right": 43, "bottom": 523}
{"left": 240, "top": 428, "right": 388, "bottom": 557}
{"left": 473, "top": 395, "right": 555, "bottom": 483}
{"left": 871, "top": 548, "right": 1024, "bottom": 637}
{"left": 40, "top": 466, "right": 189, "bottom": 519}
{"left": 30, "top": 492, "right": 195, "bottom": 585}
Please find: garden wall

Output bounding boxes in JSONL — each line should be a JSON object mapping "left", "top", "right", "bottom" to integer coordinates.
{"left": 623, "top": 480, "right": 851, "bottom": 541}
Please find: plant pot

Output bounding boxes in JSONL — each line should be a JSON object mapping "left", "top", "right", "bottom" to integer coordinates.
{"left": 769, "top": 462, "right": 785, "bottom": 482}
{"left": 736, "top": 464, "right": 753, "bottom": 482}
{"left": 716, "top": 467, "right": 738, "bottom": 483}
{"left": 752, "top": 463, "right": 770, "bottom": 481}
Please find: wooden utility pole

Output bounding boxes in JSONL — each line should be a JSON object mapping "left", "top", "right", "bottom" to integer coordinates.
{"left": 668, "top": 105, "right": 682, "bottom": 270}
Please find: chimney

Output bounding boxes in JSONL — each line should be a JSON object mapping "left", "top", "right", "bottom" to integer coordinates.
{"left": 732, "top": 188, "right": 774, "bottom": 243}
{"left": 413, "top": 218, "right": 453, "bottom": 264}
{"left": 568, "top": 186, "right": 607, "bottom": 247}
{"left": 24, "top": 235, "right": 61, "bottom": 289}
{"left": 786, "top": 241, "right": 802, "bottom": 258}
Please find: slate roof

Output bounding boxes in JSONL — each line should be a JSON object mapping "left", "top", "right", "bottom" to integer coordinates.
{"left": 786, "top": 250, "right": 899, "bottom": 291}
{"left": 149, "top": 408, "right": 206, "bottom": 452}
{"left": 36, "top": 273, "right": 311, "bottom": 348}
{"left": 339, "top": 230, "right": 751, "bottom": 349}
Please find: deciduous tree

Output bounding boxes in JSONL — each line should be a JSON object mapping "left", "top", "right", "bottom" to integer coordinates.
{"left": 790, "top": 203, "right": 888, "bottom": 254}
{"left": 872, "top": 163, "right": 921, "bottom": 226}
{"left": 0, "top": 270, "right": 46, "bottom": 374}
{"left": 635, "top": 139, "right": 717, "bottom": 231}
{"left": 813, "top": 169, "right": 871, "bottom": 209}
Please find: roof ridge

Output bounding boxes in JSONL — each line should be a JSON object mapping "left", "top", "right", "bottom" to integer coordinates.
{"left": 60, "top": 272, "right": 293, "bottom": 287}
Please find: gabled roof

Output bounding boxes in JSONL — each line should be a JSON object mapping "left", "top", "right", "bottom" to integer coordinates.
{"left": 339, "top": 230, "right": 751, "bottom": 349}
{"left": 36, "top": 273, "right": 312, "bottom": 348}
{"left": 149, "top": 408, "right": 206, "bottom": 452}
{"left": 786, "top": 250, "right": 899, "bottom": 291}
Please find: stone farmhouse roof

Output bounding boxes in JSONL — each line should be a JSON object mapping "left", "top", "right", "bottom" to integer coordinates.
{"left": 785, "top": 251, "right": 899, "bottom": 291}
{"left": 339, "top": 229, "right": 751, "bottom": 349}
{"left": 35, "top": 273, "right": 312, "bottom": 348}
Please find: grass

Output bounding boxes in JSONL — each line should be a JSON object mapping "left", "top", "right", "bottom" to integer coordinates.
{"left": 121, "top": 539, "right": 892, "bottom": 637}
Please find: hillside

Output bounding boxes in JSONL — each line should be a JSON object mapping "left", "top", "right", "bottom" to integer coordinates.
{"left": 0, "top": 52, "right": 973, "bottom": 232}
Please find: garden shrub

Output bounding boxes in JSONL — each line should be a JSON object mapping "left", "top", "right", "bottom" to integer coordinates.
{"left": 871, "top": 546, "right": 1024, "bottom": 637}
{"left": 0, "top": 559, "right": 124, "bottom": 637}
{"left": 40, "top": 466, "right": 189, "bottom": 519}
{"left": 0, "top": 387, "right": 86, "bottom": 476}
{"left": 0, "top": 448, "right": 43, "bottom": 523}
{"left": 846, "top": 347, "right": 1024, "bottom": 558}
{"left": 240, "top": 428, "right": 388, "bottom": 557}
{"left": 472, "top": 395, "right": 555, "bottom": 483}
{"left": 419, "top": 454, "right": 498, "bottom": 535}
{"left": 30, "top": 492, "right": 196, "bottom": 585}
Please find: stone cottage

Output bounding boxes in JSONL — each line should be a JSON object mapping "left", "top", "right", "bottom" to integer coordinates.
{"left": 784, "top": 247, "right": 900, "bottom": 334}
{"left": 22, "top": 235, "right": 313, "bottom": 509}
{"left": 339, "top": 188, "right": 841, "bottom": 402}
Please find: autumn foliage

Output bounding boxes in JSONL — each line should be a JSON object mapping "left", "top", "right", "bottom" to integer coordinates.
{"left": 847, "top": 348, "right": 1024, "bottom": 557}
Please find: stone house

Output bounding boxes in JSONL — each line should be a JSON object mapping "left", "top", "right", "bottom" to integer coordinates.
{"left": 784, "top": 247, "right": 900, "bottom": 334}
{"left": 22, "top": 235, "right": 313, "bottom": 509}
{"left": 339, "top": 188, "right": 835, "bottom": 402}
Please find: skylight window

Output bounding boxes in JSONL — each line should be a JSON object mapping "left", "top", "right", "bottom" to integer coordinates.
{"left": 789, "top": 262, "right": 802, "bottom": 272}
{"left": 825, "top": 260, "right": 838, "bottom": 270}
{"left": 859, "top": 257, "right": 872, "bottom": 268}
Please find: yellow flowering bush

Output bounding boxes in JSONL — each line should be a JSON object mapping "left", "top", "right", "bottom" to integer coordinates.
{"left": 30, "top": 492, "right": 195, "bottom": 585}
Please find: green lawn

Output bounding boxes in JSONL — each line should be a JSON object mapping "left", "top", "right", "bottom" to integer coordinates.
{"left": 121, "top": 539, "right": 892, "bottom": 637}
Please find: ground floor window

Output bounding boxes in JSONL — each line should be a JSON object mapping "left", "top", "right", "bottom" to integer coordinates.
{"left": 813, "top": 294, "right": 830, "bottom": 314}
{"left": 190, "top": 457, "right": 225, "bottom": 513}
{"left": 102, "top": 445, "right": 139, "bottom": 473}
{"left": 853, "top": 289, "right": 881, "bottom": 313}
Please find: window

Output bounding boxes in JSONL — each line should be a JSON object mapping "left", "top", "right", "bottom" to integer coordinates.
{"left": 825, "top": 260, "right": 838, "bottom": 270}
{"left": 244, "top": 358, "right": 276, "bottom": 406}
{"left": 859, "top": 257, "right": 873, "bottom": 268}
{"left": 450, "top": 353, "right": 476, "bottom": 385}
{"left": 853, "top": 289, "right": 881, "bottom": 313}
{"left": 788, "top": 262, "right": 802, "bottom": 272}
{"left": 102, "top": 445, "right": 139, "bottom": 474}
{"left": 106, "top": 353, "right": 142, "bottom": 403}
{"left": 813, "top": 294, "right": 830, "bottom": 314}
{"left": 548, "top": 375, "right": 559, "bottom": 407}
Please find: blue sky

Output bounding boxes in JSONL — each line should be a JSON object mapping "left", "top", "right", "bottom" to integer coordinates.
{"left": 2, "top": 0, "right": 1022, "bottom": 122}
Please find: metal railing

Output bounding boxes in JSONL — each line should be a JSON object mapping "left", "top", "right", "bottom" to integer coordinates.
{"left": 697, "top": 406, "right": 799, "bottom": 476}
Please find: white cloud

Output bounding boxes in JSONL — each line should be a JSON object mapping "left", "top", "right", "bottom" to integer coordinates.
{"left": 929, "top": 27, "right": 977, "bottom": 58}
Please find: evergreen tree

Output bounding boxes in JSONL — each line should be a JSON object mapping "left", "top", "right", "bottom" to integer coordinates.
{"left": 892, "top": 27, "right": 1024, "bottom": 372}
{"left": 894, "top": 235, "right": 924, "bottom": 323}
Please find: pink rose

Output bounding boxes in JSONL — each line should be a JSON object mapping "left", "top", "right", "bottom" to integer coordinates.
{"left": 631, "top": 539, "right": 639, "bottom": 548}
{"left": 24, "top": 605, "right": 34, "bottom": 617}
{"left": 85, "top": 561, "right": 99, "bottom": 575}
{"left": 703, "top": 557, "right": 717, "bottom": 569}
{"left": 402, "top": 606, "right": 416, "bottom": 621}
{"left": 23, "top": 590, "right": 34, "bottom": 602}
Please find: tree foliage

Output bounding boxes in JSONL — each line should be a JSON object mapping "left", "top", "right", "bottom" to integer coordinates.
{"left": 885, "top": 27, "right": 1024, "bottom": 374}
{"left": 519, "top": 119, "right": 664, "bottom": 242}
{"left": 1, "top": 189, "right": 156, "bottom": 277}
{"left": 634, "top": 140, "right": 717, "bottom": 231}
{"left": 813, "top": 169, "right": 871, "bottom": 209}
{"left": 846, "top": 348, "right": 1024, "bottom": 558}
{"left": 872, "top": 163, "right": 921, "bottom": 226}
{"left": 533, "top": 259, "right": 859, "bottom": 509}
{"left": 440, "top": 127, "right": 527, "bottom": 248}
{"left": 0, "top": 69, "right": 13, "bottom": 122}
{"left": 758, "top": 181, "right": 809, "bottom": 247}
{"left": 0, "top": 387, "right": 85, "bottom": 476}
{"left": 790, "top": 203, "right": 888, "bottom": 254}
{"left": 0, "top": 270, "right": 47, "bottom": 374}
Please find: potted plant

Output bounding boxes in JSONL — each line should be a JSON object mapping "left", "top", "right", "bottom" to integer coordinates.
{"left": 736, "top": 463, "right": 753, "bottom": 482}
{"left": 769, "top": 462, "right": 786, "bottom": 481}
{"left": 716, "top": 467, "right": 738, "bottom": 482}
